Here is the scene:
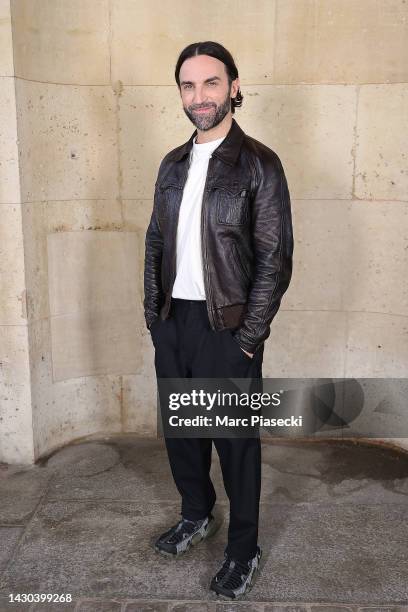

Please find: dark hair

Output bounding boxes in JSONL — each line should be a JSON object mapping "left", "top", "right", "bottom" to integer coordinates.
{"left": 174, "top": 41, "right": 243, "bottom": 114}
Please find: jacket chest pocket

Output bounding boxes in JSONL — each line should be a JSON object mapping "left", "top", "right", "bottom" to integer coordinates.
{"left": 216, "top": 186, "right": 250, "bottom": 226}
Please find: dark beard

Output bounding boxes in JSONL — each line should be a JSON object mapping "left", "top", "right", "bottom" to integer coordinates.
{"left": 183, "top": 86, "right": 232, "bottom": 131}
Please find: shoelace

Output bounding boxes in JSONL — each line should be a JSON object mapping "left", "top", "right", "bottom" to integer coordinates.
{"left": 167, "top": 518, "right": 204, "bottom": 544}
{"left": 216, "top": 556, "right": 251, "bottom": 590}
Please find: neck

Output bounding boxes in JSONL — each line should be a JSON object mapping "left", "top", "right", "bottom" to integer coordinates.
{"left": 195, "top": 114, "right": 232, "bottom": 144}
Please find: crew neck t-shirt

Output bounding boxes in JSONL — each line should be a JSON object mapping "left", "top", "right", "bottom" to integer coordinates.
{"left": 171, "top": 134, "right": 226, "bottom": 300}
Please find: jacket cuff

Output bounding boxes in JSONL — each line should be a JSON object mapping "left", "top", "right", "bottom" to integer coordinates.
{"left": 145, "top": 315, "right": 159, "bottom": 330}
{"left": 231, "top": 329, "right": 264, "bottom": 355}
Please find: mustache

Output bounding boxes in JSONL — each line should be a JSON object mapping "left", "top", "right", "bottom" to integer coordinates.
{"left": 191, "top": 104, "right": 215, "bottom": 110}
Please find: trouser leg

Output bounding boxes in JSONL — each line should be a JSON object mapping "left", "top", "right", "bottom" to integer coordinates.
{"left": 188, "top": 307, "right": 264, "bottom": 563}
{"left": 151, "top": 298, "right": 216, "bottom": 520}
{"left": 164, "top": 436, "right": 216, "bottom": 520}
{"left": 213, "top": 436, "right": 261, "bottom": 563}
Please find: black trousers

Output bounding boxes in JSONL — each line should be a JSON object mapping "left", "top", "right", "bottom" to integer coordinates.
{"left": 150, "top": 297, "right": 264, "bottom": 564}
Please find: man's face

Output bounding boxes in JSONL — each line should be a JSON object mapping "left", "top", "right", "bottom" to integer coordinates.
{"left": 179, "top": 54, "right": 239, "bottom": 131}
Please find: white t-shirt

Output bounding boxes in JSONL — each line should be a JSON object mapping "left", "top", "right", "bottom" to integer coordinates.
{"left": 171, "top": 134, "right": 226, "bottom": 300}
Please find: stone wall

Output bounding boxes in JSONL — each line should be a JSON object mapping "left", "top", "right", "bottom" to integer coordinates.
{"left": 1, "top": 0, "right": 407, "bottom": 463}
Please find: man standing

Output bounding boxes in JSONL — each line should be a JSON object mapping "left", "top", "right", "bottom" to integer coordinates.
{"left": 144, "top": 41, "right": 293, "bottom": 600}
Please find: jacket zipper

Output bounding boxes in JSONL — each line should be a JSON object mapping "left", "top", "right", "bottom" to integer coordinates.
{"left": 201, "top": 156, "right": 216, "bottom": 330}
{"left": 167, "top": 157, "right": 191, "bottom": 315}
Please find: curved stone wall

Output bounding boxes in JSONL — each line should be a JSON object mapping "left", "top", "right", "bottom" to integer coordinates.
{"left": 1, "top": 0, "right": 407, "bottom": 463}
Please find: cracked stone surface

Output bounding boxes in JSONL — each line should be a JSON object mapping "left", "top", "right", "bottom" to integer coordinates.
{"left": 0, "top": 436, "right": 407, "bottom": 611}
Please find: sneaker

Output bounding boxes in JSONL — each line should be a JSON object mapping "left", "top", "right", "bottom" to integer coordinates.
{"left": 154, "top": 513, "right": 218, "bottom": 557}
{"left": 209, "top": 546, "right": 262, "bottom": 600}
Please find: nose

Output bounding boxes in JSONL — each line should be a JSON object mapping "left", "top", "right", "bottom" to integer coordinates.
{"left": 192, "top": 86, "right": 209, "bottom": 107}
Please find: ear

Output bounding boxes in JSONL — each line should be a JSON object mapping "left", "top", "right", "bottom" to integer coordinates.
{"left": 231, "top": 77, "right": 240, "bottom": 98}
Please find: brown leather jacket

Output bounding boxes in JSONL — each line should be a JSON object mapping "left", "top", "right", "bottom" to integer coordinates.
{"left": 144, "top": 118, "right": 293, "bottom": 355}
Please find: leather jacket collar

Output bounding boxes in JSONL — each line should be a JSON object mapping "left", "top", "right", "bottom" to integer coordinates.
{"left": 166, "top": 117, "right": 246, "bottom": 167}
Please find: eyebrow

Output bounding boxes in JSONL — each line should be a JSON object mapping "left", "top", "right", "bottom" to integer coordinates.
{"left": 179, "top": 76, "right": 221, "bottom": 86}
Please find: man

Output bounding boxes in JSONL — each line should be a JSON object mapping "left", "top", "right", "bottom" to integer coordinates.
{"left": 144, "top": 41, "right": 293, "bottom": 600}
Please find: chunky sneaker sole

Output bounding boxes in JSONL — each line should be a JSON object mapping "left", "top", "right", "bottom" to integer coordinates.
{"left": 210, "top": 546, "right": 262, "bottom": 600}
{"left": 154, "top": 513, "right": 219, "bottom": 558}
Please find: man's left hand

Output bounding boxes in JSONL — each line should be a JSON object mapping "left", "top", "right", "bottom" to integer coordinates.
{"left": 241, "top": 348, "right": 254, "bottom": 358}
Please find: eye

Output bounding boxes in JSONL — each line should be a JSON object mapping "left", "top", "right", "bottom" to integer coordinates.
{"left": 208, "top": 81, "right": 217, "bottom": 86}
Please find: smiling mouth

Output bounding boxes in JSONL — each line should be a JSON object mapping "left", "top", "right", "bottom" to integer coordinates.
{"left": 194, "top": 107, "right": 213, "bottom": 112}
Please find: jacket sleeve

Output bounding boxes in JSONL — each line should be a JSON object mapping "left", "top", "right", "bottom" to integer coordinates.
{"left": 232, "top": 153, "right": 294, "bottom": 354}
{"left": 143, "top": 170, "right": 165, "bottom": 330}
